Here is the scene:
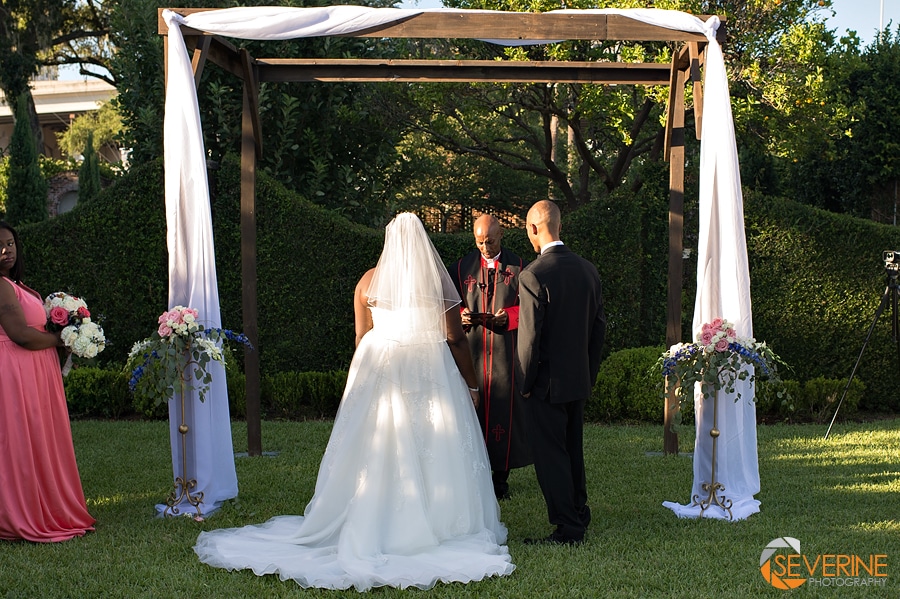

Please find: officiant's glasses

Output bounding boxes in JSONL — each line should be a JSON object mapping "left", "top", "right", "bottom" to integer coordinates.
{"left": 825, "top": 251, "right": 900, "bottom": 438}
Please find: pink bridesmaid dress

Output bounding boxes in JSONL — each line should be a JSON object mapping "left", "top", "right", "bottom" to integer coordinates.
{"left": 0, "top": 277, "right": 95, "bottom": 542}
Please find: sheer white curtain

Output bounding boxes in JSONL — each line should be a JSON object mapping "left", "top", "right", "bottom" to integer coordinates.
{"left": 162, "top": 6, "right": 755, "bottom": 520}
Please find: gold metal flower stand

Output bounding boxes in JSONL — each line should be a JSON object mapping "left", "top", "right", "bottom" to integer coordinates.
{"left": 692, "top": 390, "right": 733, "bottom": 519}
{"left": 163, "top": 373, "right": 204, "bottom": 517}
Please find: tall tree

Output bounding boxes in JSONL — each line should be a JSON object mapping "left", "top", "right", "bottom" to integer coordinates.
{"left": 5, "top": 94, "right": 48, "bottom": 225}
{"left": 106, "top": 0, "right": 165, "bottom": 166}
{"left": 0, "top": 0, "right": 111, "bottom": 150}
{"left": 382, "top": 0, "right": 835, "bottom": 210}
{"left": 78, "top": 131, "right": 102, "bottom": 204}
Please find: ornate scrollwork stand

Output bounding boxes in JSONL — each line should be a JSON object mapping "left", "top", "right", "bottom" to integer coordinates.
{"left": 163, "top": 358, "right": 204, "bottom": 517}
{"left": 692, "top": 390, "right": 733, "bottom": 519}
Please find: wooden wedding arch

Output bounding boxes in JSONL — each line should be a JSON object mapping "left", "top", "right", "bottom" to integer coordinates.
{"left": 159, "top": 8, "right": 726, "bottom": 456}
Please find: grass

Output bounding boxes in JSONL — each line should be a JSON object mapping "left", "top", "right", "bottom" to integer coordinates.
{"left": 2, "top": 418, "right": 899, "bottom": 598}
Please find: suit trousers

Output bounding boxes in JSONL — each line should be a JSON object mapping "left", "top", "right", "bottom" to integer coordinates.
{"left": 526, "top": 395, "right": 588, "bottom": 541}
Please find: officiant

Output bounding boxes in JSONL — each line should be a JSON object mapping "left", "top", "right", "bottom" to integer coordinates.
{"left": 450, "top": 214, "right": 531, "bottom": 500}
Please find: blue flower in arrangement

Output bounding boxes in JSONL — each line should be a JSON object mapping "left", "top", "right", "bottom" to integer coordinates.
{"left": 126, "top": 306, "right": 253, "bottom": 405}
{"left": 654, "top": 318, "right": 786, "bottom": 405}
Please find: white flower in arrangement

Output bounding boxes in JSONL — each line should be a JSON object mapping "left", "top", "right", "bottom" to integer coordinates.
{"left": 61, "top": 326, "right": 79, "bottom": 346}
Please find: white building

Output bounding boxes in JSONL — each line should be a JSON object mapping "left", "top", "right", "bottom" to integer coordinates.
{"left": 0, "top": 78, "right": 118, "bottom": 160}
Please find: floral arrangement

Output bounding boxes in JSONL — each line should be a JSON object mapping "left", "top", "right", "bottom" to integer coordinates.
{"left": 126, "top": 306, "right": 252, "bottom": 406}
{"left": 655, "top": 317, "right": 785, "bottom": 404}
{"left": 44, "top": 292, "right": 106, "bottom": 374}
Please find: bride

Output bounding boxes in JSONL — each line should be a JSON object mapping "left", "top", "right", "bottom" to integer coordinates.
{"left": 194, "top": 213, "right": 515, "bottom": 591}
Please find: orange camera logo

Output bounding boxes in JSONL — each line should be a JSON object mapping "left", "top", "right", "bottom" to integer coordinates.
{"left": 760, "top": 537, "right": 807, "bottom": 589}
{"left": 760, "top": 537, "right": 888, "bottom": 590}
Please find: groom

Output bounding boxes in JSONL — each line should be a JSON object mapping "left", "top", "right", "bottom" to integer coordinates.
{"left": 516, "top": 200, "right": 606, "bottom": 546}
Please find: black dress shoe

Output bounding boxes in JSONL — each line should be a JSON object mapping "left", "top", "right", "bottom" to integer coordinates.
{"left": 496, "top": 490, "right": 511, "bottom": 501}
{"left": 523, "top": 533, "right": 583, "bottom": 546}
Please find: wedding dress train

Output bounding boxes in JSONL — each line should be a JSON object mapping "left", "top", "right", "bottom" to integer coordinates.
{"left": 194, "top": 307, "right": 514, "bottom": 591}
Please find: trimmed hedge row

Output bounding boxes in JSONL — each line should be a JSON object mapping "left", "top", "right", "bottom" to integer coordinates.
{"left": 744, "top": 191, "right": 900, "bottom": 412}
{"left": 18, "top": 155, "right": 900, "bottom": 414}
{"left": 65, "top": 358, "right": 860, "bottom": 426}
{"left": 63, "top": 367, "right": 349, "bottom": 421}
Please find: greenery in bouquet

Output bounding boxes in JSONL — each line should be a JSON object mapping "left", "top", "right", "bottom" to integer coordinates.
{"left": 654, "top": 318, "right": 788, "bottom": 408}
{"left": 44, "top": 291, "right": 106, "bottom": 360}
{"left": 126, "top": 306, "right": 251, "bottom": 406}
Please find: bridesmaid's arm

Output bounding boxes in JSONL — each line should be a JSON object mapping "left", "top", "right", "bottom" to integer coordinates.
{"left": 0, "top": 279, "right": 60, "bottom": 350}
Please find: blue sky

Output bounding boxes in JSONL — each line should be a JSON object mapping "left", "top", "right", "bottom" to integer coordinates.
{"left": 827, "top": 0, "right": 899, "bottom": 45}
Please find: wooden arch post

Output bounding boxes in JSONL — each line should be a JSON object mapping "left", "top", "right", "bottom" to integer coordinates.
{"left": 159, "top": 8, "right": 724, "bottom": 457}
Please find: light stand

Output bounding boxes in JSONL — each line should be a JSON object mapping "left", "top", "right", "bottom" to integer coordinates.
{"left": 824, "top": 252, "right": 900, "bottom": 439}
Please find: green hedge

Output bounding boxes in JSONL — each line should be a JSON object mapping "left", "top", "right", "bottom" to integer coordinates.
{"left": 64, "top": 364, "right": 348, "bottom": 421}
{"left": 593, "top": 346, "right": 862, "bottom": 426}
{"left": 63, "top": 367, "right": 132, "bottom": 418}
{"left": 16, "top": 156, "right": 900, "bottom": 414}
{"left": 745, "top": 192, "right": 900, "bottom": 412}
{"left": 64, "top": 360, "right": 862, "bottom": 425}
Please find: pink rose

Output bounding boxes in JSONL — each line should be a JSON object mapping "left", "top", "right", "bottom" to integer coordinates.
{"left": 50, "top": 306, "right": 70, "bottom": 326}
{"left": 158, "top": 324, "right": 173, "bottom": 337}
{"left": 701, "top": 331, "right": 714, "bottom": 346}
{"left": 710, "top": 318, "right": 723, "bottom": 330}
{"left": 726, "top": 328, "right": 736, "bottom": 339}
{"left": 77, "top": 306, "right": 90, "bottom": 319}
{"left": 715, "top": 339, "right": 729, "bottom": 352}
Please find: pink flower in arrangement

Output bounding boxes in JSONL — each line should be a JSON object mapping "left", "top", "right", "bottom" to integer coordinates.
{"left": 158, "top": 323, "right": 173, "bottom": 337}
{"left": 700, "top": 330, "right": 714, "bottom": 346}
{"left": 715, "top": 339, "right": 729, "bottom": 352}
{"left": 49, "top": 306, "right": 70, "bottom": 326}
{"left": 709, "top": 317, "right": 723, "bottom": 330}
{"left": 77, "top": 306, "right": 90, "bottom": 319}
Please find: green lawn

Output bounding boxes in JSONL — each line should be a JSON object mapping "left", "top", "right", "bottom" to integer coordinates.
{"left": 2, "top": 418, "right": 898, "bottom": 598}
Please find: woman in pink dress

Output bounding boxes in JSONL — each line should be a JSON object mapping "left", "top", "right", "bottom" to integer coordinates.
{"left": 0, "top": 221, "right": 94, "bottom": 542}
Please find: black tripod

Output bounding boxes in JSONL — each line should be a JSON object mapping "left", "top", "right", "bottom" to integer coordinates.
{"left": 824, "top": 257, "right": 900, "bottom": 439}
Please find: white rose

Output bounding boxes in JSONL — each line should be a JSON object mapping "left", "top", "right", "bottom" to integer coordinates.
{"left": 73, "top": 335, "right": 91, "bottom": 355}
{"left": 61, "top": 326, "right": 78, "bottom": 346}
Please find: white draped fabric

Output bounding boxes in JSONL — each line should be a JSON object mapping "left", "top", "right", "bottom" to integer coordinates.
{"left": 161, "top": 10, "right": 238, "bottom": 516}
{"left": 162, "top": 6, "right": 755, "bottom": 521}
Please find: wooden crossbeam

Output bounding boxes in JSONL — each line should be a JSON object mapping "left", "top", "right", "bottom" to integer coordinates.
{"left": 255, "top": 59, "right": 672, "bottom": 85}
{"left": 158, "top": 8, "right": 725, "bottom": 44}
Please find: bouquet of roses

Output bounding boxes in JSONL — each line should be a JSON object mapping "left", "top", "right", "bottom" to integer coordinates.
{"left": 44, "top": 292, "right": 106, "bottom": 374}
{"left": 126, "top": 306, "right": 252, "bottom": 406}
{"left": 655, "top": 318, "right": 786, "bottom": 405}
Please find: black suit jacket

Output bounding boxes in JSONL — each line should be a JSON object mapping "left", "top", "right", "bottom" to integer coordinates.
{"left": 516, "top": 244, "right": 606, "bottom": 404}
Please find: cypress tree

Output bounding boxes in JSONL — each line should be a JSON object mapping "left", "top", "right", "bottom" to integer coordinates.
{"left": 4, "top": 94, "right": 48, "bottom": 225}
{"left": 78, "top": 131, "right": 102, "bottom": 204}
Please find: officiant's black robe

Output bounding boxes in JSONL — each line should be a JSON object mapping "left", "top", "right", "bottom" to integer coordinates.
{"left": 450, "top": 249, "right": 532, "bottom": 472}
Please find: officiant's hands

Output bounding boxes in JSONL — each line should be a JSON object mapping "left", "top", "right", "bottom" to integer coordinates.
{"left": 461, "top": 308, "right": 507, "bottom": 330}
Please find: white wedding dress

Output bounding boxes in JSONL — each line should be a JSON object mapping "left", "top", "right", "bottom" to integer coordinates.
{"left": 194, "top": 306, "right": 514, "bottom": 591}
